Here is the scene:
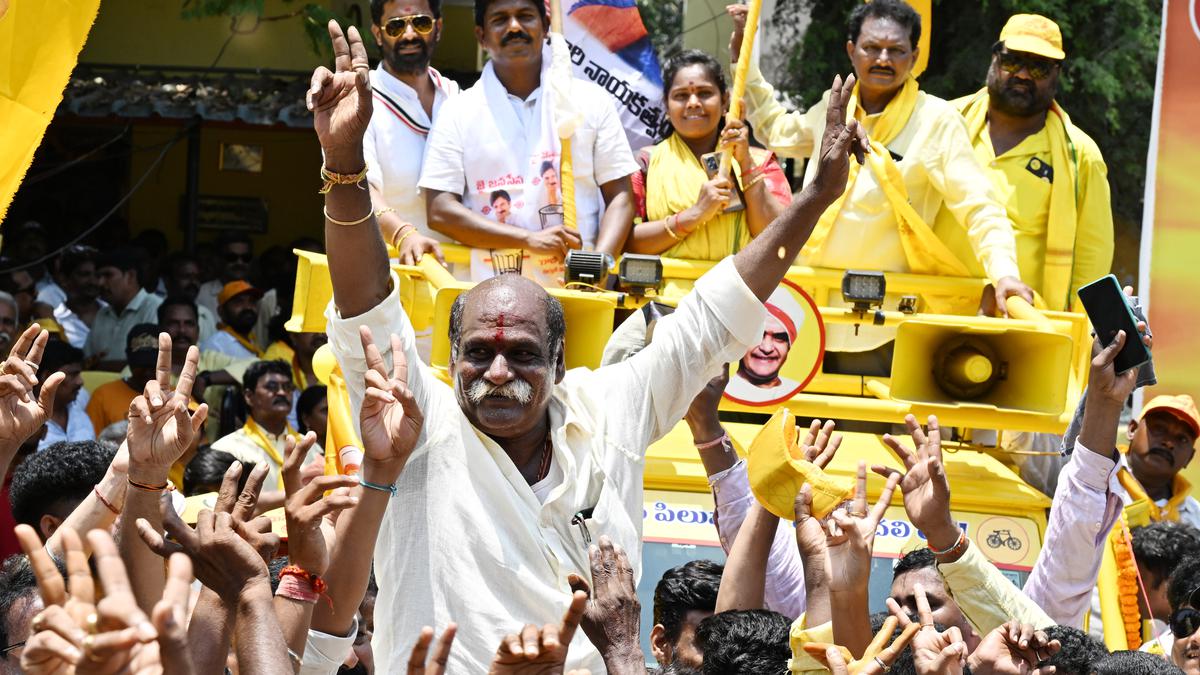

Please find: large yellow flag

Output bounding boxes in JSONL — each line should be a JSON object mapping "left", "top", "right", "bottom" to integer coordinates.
{"left": 0, "top": 0, "right": 103, "bottom": 223}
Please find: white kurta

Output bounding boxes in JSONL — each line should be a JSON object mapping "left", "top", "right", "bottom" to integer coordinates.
{"left": 326, "top": 258, "right": 765, "bottom": 673}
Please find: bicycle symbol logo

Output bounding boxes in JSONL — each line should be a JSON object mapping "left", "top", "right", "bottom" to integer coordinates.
{"left": 985, "top": 529, "right": 1023, "bottom": 551}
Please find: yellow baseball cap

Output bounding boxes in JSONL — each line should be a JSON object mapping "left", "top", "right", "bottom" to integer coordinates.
{"left": 999, "top": 14, "right": 1065, "bottom": 61}
{"left": 1139, "top": 394, "right": 1200, "bottom": 441}
{"left": 217, "top": 280, "right": 264, "bottom": 307}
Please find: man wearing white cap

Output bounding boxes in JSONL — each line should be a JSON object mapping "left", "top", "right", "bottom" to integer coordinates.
{"left": 935, "top": 13, "right": 1114, "bottom": 312}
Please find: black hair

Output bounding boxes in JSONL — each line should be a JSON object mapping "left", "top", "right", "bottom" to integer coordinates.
{"left": 268, "top": 556, "right": 288, "bottom": 594}
{"left": 659, "top": 664, "right": 704, "bottom": 675}
{"left": 490, "top": 189, "right": 512, "bottom": 205}
{"left": 242, "top": 359, "right": 293, "bottom": 392}
{"left": 653, "top": 559, "right": 724, "bottom": 644}
{"left": 1132, "top": 521, "right": 1200, "bottom": 585}
{"left": 96, "top": 246, "right": 145, "bottom": 280}
{"left": 215, "top": 232, "right": 253, "bottom": 253}
{"left": 892, "top": 547, "right": 936, "bottom": 580}
{"left": 297, "top": 385, "right": 328, "bottom": 434}
{"left": 474, "top": 0, "right": 545, "bottom": 27}
{"left": 371, "top": 0, "right": 443, "bottom": 23}
{"left": 158, "top": 295, "right": 199, "bottom": 324}
{"left": 58, "top": 245, "right": 98, "bottom": 277}
{"left": 0, "top": 554, "right": 64, "bottom": 654}
{"left": 539, "top": 160, "right": 556, "bottom": 175}
{"left": 1091, "top": 650, "right": 1184, "bottom": 675}
{"left": 696, "top": 609, "right": 790, "bottom": 675}
{"left": 847, "top": 0, "right": 921, "bottom": 50}
{"left": 37, "top": 340, "right": 83, "bottom": 379}
{"left": 661, "top": 49, "right": 728, "bottom": 102}
{"left": 448, "top": 284, "right": 565, "bottom": 364}
{"left": 1036, "top": 625, "right": 1108, "bottom": 675}
{"left": 1168, "top": 556, "right": 1200, "bottom": 612}
{"left": 10, "top": 441, "right": 116, "bottom": 535}
{"left": 183, "top": 448, "right": 256, "bottom": 497}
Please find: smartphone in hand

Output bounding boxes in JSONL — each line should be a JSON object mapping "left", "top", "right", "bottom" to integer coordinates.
{"left": 1076, "top": 274, "right": 1151, "bottom": 373}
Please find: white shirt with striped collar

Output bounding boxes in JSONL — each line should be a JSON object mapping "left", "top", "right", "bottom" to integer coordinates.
{"left": 364, "top": 64, "right": 460, "bottom": 240}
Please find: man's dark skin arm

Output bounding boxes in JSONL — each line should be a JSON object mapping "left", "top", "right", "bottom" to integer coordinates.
{"left": 731, "top": 73, "right": 867, "bottom": 302}
{"left": 594, "top": 176, "right": 635, "bottom": 258}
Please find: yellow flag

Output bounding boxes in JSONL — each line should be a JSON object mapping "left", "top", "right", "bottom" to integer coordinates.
{"left": 0, "top": 0, "right": 103, "bottom": 222}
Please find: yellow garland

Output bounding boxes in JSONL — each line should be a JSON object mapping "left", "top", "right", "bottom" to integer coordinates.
{"left": 1112, "top": 513, "right": 1143, "bottom": 649}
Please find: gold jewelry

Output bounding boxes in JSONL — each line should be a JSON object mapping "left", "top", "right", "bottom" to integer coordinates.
{"left": 744, "top": 173, "right": 766, "bottom": 190}
{"left": 23, "top": 359, "right": 38, "bottom": 371}
{"left": 664, "top": 214, "right": 684, "bottom": 241}
{"left": 86, "top": 611, "right": 100, "bottom": 634}
{"left": 374, "top": 207, "right": 396, "bottom": 218}
{"left": 318, "top": 163, "right": 368, "bottom": 194}
{"left": 352, "top": 62, "right": 371, "bottom": 71}
{"left": 392, "top": 226, "right": 418, "bottom": 250}
{"left": 323, "top": 206, "right": 373, "bottom": 227}
{"left": 82, "top": 634, "right": 105, "bottom": 662}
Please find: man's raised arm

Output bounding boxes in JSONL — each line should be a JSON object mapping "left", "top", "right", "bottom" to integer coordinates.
{"left": 306, "top": 20, "right": 391, "bottom": 319}
{"left": 731, "top": 74, "right": 867, "bottom": 301}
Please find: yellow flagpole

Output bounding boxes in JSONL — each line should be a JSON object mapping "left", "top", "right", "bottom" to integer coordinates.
{"left": 549, "top": 0, "right": 577, "bottom": 231}
{"left": 720, "top": 0, "right": 764, "bottom": 180}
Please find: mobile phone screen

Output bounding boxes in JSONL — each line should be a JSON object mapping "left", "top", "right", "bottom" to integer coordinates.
{"left": 1076, "top": 275, "right": 1151, "bottom": 373}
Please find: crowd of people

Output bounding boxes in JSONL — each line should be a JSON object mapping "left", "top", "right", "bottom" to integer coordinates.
{"left": 0, "top": 0, "right": 1193, "bottom": 672}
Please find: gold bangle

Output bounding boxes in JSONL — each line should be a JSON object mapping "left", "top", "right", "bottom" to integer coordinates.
{"left": 393, "top": 227, "right": 418, "bottom": 250}
{"left": 318, "top": 163, "right": 369, "bottom": 194}
{"left": 744, "top": 173, "right": 766, "bottom": 190}
{"left": 664, "top": 214, "right": 684, "bottom": 241}
{"left": 374, "top": 207, "right": 396, "bottom": 218}
{"left": 324, "top": 205, "right": 373, "bottom": 227}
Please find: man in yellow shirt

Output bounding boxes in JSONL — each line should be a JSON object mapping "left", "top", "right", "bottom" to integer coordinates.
{"left": 935, "top": 14, "right": 1114, "bottom": 311}
{"left": 728, "top": 0, "right": 1032, "bottom": 359}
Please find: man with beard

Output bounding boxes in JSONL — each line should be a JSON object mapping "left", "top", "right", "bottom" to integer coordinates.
{"left": 934, "top": 14, "right": 1113, "bottom": 312}
{"left": 306, "top": 16, "right": 867, "bottom": 670}
{"left": 38, "top": 246, "right": 104, "bottom": 350}
{"left": 419, "top": 0, "right": 637, "bottom": 287}
{"left": 164, "top": 251, "right": 217, "bottom": 342}
{"left": 200, "top": 280, "right": 264, "bottom": 359}
{"left": 1118, "top": 395, "right": 1200, "bottom": 529}
{"left": 84, "top": 247, "right": 163, "bottom": 370}
{"left": 728, "top": 1, "right": 1032, "bottom": 362}
{"left": 212, "top": 360, "right": 317, "bottom": 490}
{"left": 196, "top": 233, "right": 253, "bottom": 315}
{"left": 362, "top": 0, "right": 455, "bottom": 269}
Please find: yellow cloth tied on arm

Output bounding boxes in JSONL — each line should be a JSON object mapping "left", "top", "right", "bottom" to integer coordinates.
{"left": 646, "top": 132, "right": 752, "bottom": 261}
{"left": 748, "top": 408, "right": 854, "bottom": 520}
{"left": 957, "top": 88, "right": 1079, "bottom": 311}
{"left": 801, "top": 77, "right": 971, "bottom": 281}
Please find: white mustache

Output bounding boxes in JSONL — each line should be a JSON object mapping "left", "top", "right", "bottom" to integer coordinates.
{"left": 462, "top": 377, "right": 533, "bottom": 405}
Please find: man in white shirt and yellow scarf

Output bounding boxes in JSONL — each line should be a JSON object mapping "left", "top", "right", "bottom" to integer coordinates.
{"left": 729, "top": 0, "right": 1033, "bottom": 361}
{"left": 935, "top": 14, "right": 1114, "bottom": 313}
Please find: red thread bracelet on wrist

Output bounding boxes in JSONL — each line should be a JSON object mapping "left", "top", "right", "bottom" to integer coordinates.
{"left": 276, "top": 565, "right": 328, "bottom": 605}
{"left": 694, "top": 433, "right": 729, "bottom": 451}
{"left": 93, "top": 486, "right": 119, "bottom": 516}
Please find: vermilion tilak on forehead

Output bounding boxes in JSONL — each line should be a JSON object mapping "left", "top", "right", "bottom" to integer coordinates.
{"left": 494, "top": 313, "right": 506, "bottom": 342}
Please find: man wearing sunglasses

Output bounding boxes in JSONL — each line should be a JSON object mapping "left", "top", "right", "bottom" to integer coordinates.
{"left": 1166, "top": 556, "right": 1200, "bottom": 672}
{"left": 419, "top": 0, "right": 637, "bottom": 287}
{"left": 363, "top": 0, "right": 459, "bottom": 269}
{"left": 936, "top": 14, "right": 1114, "bottom": 314}
{"left": 196, "top": 232, "right": 254, "bottom": 317}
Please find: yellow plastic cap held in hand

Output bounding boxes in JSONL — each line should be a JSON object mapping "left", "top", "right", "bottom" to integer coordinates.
{"left": 999, "top": 14, "right": 1065, "bottom": 61}
{"left": 747, "top": 408, "right": 854, "bottom": 521}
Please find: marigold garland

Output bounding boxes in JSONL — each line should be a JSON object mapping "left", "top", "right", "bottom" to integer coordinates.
{"left": 1112, "top": 513, "right": 1143, "bottom": 649}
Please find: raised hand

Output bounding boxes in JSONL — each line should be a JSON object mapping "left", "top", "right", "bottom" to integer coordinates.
{"left": 282, "top": 431, "right": 358, "bottom": 577}
{"left": 359, "top": 327, "right": 424, "bottom": 485}
{"left": 307, "top": 20, "right": 373, "bottom": 165}
{"left": 812, "top": 74, "right": 869, "bottom": 206}
{"left": 489, "top": 591, "right": 588, "bottom": 674}
{"left": 877, "top": 415, "right": 960, "bottom": 553}
{"left": 965, "top": 620, "right": 1060, "bottom": 675}
{"left": 803, "top": 615, "right": 919, "bottom": 674}
{"left": 0, "top": 325, "right": 63, "bottom": 456}
{"left": 407, "top": 624, "right": 458, "bottom": 675}
{"left": 823, "top": 462, "right": 901, "bottom": 594}
{"left": 801, "top": 418, "right": 843, "bottom": 469}
{"left": 566, "top": 537, "right": 643, "bottom": 672}
{"left": 726, "top": 4, "right": 748, "bottom": 57}
{"left": 888, "top": 583, "right": 967, "bottom": 675}
{"left": 126, "top": 334, "right": 208, "bottom": 483}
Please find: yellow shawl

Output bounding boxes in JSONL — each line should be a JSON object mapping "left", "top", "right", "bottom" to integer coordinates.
{"left": 646, "top": 132, "right": 756, "bottom": 261}
{"left": 802, "top": 77, "right": 970, "bottom": 277}
{"left": 957, "top": 87, "right": 1079, "bottom": 311}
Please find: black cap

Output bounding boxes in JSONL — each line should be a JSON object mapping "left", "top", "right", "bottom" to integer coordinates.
{"left": 126, "top": 323, "right": 160, "bottom": 368}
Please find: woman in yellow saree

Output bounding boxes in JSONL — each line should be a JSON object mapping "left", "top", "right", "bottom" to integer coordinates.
{"left": 627, "top": 50, "right": 791, "bottom": 260}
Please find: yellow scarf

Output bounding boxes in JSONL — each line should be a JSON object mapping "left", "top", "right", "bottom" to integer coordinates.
{"left": 263, "top": 340, "right": 308, "bottom": 391}
{"left": 221, "top": 325, "right": 263, "bottom": 357}
{"left": 646, "top": 132, "right": 757, "bottom": 261}
{"left": 244, "top": 416, "right": 298, "bottom": 489}
{"left": 957, "top": 88, "right": 1078, "bottom": 311}
{"left": 1117, "top": 466, "right": 1192, "bottom": 523}
{"left": 801, "top": 77, "right": 970, "bottom": 278}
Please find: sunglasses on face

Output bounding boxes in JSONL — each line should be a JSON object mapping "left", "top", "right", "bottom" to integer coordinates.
{"left": 260, "top": 381, "right": 295, "bottom": 395}
{"left": 227, "top": 252, "right": 252, "bottom": 263}
{"left": 383, "top": 14, "right": 435, "bottom": 37}
{"left": 1171, "top": 606, "right": 1200, "bottom": 639}
{"left": 996, "top": 51, "right": 1057, "bottom": 80}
